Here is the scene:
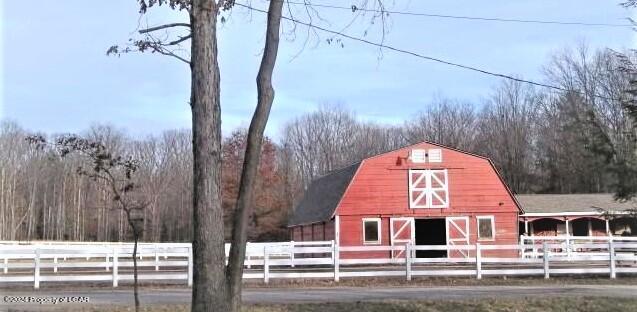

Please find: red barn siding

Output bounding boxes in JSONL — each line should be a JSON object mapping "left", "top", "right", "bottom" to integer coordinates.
{"left": 324, "top": 221, "right": 335, "bottom": 241}
{"left": 290, "top": 221, "right": 336, "bottom": 242}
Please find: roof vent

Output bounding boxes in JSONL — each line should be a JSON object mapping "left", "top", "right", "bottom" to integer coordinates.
{"left": 428, "top": 149, "right": 442, "bottom": 163}
{"left": 411, "top": 149, "right": 427, "bottom": 163}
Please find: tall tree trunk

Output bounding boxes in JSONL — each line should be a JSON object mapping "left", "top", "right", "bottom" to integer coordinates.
{"left": 226, "top": 1, "right": 284, "bottom": 311}
{"left": 189, "top": 0, "right": 227, "bottom": 311}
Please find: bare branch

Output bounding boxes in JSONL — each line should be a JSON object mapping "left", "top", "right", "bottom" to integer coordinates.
{"left": 150, "top": 45, "right": 191, "bottom": 64}
{"left": 167, "top": 34, "right": 192, "bottom": 46}
{"left": 139, "top": 22, "right": 191, "bottom": 34}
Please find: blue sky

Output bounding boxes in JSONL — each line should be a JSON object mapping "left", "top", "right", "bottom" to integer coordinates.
{"left": 1, "top": 1, "right": 635, "bottom": 139}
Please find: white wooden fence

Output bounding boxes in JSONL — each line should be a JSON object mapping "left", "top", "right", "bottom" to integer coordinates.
{"left": 2, "top": 237, "right": 637, "bottom": 288}
{"left": 520, "top": 235, "right": 637, "bottom": 259}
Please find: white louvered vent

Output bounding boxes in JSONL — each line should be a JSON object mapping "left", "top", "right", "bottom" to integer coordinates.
{"left": 411, "top": 149, "right": 427, "bottom": 163}
{"left": 428, "top": 149, "right": 442, "bottom": 163}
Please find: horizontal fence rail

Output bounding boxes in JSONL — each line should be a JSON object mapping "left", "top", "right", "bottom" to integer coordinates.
{"left": 1, "top": 236, "right": 637, "bottom": 288}
{"left": 519, "top": 235, "right": 637, "bottom": 259}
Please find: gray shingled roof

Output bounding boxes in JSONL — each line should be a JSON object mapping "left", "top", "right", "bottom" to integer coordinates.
{"left": 516, "top": 193, "right": 636, "bottom": 214}
{"left": 288, "top": 162, "right": 361, "bottom": 226}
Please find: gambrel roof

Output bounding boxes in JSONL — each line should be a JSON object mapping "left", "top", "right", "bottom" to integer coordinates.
{"left": 288, "top": 140, "right": 521, "bottom": 227}
{"left": 288, "top": 162, "right": 361, "bottom": 226}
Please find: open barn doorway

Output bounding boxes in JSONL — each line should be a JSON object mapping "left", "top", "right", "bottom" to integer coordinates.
{"left": 414, "top": 218, "right": 447, "bottom": 258}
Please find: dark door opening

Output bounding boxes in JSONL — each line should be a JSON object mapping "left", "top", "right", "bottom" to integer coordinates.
{"left": 415, "top": 218, "right": 447, "bottom": 258}
{"left": 572, "top": 219, "right": 589, "bottom": 236}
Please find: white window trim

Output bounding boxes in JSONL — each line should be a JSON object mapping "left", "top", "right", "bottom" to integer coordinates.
{"left": 476, "top": 216, "right": 495, "bottom": 241}
{"left": 362, "top": 218, "right": 382, "bottom": 245}
{"left": 408, "top": 169, "right": 449, "bottom": 209}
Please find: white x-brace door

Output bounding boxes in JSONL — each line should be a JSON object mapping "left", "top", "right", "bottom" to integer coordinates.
{"left": 390, "top": 217, "right": 414, "bottom": 259}
{"left": 446, "top": 216, "right": 470, "bottom": 258}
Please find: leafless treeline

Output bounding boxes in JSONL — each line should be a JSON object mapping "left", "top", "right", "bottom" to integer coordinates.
{"left": 1, "top": 46, "right": 633, "bottom": 242}
{"left": 282, "top": 46, "right": 634, "bottom": 195}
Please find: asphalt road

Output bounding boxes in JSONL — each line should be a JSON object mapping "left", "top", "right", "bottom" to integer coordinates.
{"left": 2, "top": 285, "right": 637, "bottom": 310}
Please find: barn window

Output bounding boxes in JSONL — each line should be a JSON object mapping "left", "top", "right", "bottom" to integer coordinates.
{"left": 477, "top": 216, "right": 495, "bottom": 240}
{"left": 428, "top": 149, "right": 442, "bottom": 162}
{"left": 408, "top": 169, "right": 449, "bottom": 208}
{"left": 411, "top": 149, "right": 427, "bottom": 163}
{"left": 362, "top": 218, "right": 381, "bottom": 245}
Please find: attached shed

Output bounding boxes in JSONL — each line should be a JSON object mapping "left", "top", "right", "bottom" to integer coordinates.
{"left": 517, "top": 194, "right": 636, "bottom": 237}
{"left": 289, "top": 141, "right": 521, "bottom": 259}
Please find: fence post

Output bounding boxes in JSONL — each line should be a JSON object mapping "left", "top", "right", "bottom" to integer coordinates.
{"left": 3, "top": 257, "right": 7, "bottom": 274}
{"left": 246, "top": 242, "right": 252, "bottom": 269}
{"left": 543, "top": 242, "right": 550, "bottom": 279}
{"left": 187, "top": 245, "right": 193, "bottom": 287}
{"left": 406, "top": 243, "right": 412, "bottom": 281}
{"left": 225, "top": 243, "right": 229, "bottom": 266}
{"left": 519, "top": 235, "right": 524, "bottom": 258}
{"left": 263, "top": 246, "right": 270, "bottom": 284}
{"left": 333, "top": 241, "right": 340, "bottom": 282}
{"left": 330, "top": 240, "right": 335, "bottom": 262}
{"left": 155, "top": 243, "right": 159, "bottom": 271}
{"left": 112, "top": 247, "right": 118, "bottom": 287}
{"left": 609, "top": 240, "right": 616, "bottom": 279}
{"left": 475, "top": 243, "right": 482, "bottom": 280}
{"left": 34, "top": 248, "right": 41, "bottom": 289}
{"left": 105, "top": 253, "right": 109, "bottom": 271}
{"left": 290, "top": 241, "right": 295, "bottom": 268}
{"left": 53, "top": 256, "right": 58, "bottom": 273}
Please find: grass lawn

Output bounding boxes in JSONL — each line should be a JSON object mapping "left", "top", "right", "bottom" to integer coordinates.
{"left": 37, "top": 297, "right": 637, "bottom": 312}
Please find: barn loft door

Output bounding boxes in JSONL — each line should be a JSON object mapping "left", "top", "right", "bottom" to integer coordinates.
{"left": 446, "top": 217, "right": 470, "bottom": 258}
{"left": 390, "top": 217, "right": 414, "bottom": 259}
{"left": 409, "top": 169, "right": 449, "bottom": 208}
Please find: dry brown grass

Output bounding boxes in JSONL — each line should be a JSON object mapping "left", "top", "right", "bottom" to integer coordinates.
{"left": 4, "top": 275, "right": 636, "bottom": 292}
{"left": 17, "top": 297, "right": 637, "bottom": 312}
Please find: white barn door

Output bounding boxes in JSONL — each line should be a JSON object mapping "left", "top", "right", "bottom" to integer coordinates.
{"left": 390, "top": 217, "right": 414, "bottom": 259}
{"left": 446, "top": 217, "right": 470, "bottom": 258}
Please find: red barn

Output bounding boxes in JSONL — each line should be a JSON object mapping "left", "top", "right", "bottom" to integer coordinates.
{"left": 288, "top": 141, "right": 521, "bottom": 258}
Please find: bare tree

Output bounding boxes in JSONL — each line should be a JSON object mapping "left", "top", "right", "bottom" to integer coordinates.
{"left": 27, "top": 134, "right": 147, "bottom": 312}
{"left": 475, "top": 80, "right": 541, "bottom": 193}
{"left": 402, "top": 96, "right": 478, "bottom": 151}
